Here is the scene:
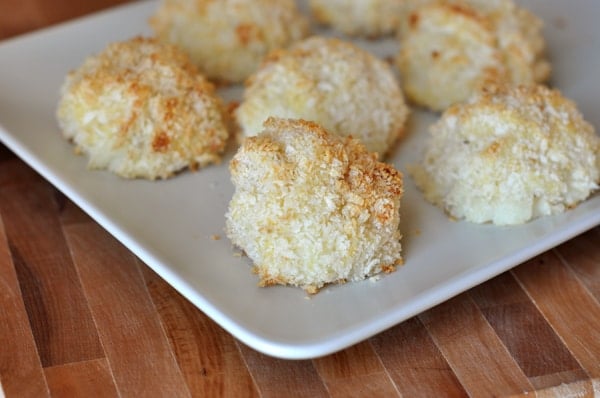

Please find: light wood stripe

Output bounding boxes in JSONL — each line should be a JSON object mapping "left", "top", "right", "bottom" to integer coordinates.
{"left": 420, "top": 293, "right": 533, "bottom": 397}
{"left": 512, "top": 251, "right": 600, "bottom": 378}
{"left": 0, "top": 216, "right": 50, "bottom": 398}
{"left": 370, "top": 317, "right": 467, "bottom": 397}
{"left": 44, "top": 358, "right": 117, "bottom": 397}
{"left": 313, "top": 341, "right": 400, "bottom": 397}
{"left": 142, "top": 266, "right": 259, "bottom": 398}
{"left": 63, "top": 222, "right": 191, "bottom": 397}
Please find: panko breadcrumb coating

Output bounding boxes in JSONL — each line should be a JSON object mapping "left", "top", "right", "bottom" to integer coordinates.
{"left": 56, "top": 37, "right": 229, "bottom": 179}
{"left": 226, "top": 118, "right": 404, "bottom": 293}
{"left": 396, "top": 1, "right": 550, "bottom": 111}
{"left": 411, "top": 84, "right": 600, "bottom": 225}
{"left": 150, "top": 0, "right": 309, "bottom": 83}
{"left": 235, "top": 36, "right": 409, "bottom": 157}
{"left": 309, "top": 0, "right": 404, "bottom": 37}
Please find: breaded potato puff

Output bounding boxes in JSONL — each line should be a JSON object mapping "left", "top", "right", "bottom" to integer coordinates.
{"left": 226, "top": 118, "right": 404, "bottom": 293}
{"left": 236, "top": 36, "right": 409, "bottom": 157}
{"left": 57, "top": 37, "right": 229, "bottom": 179}
{"left": 396, "top": 1, "right": 550, "bottom": 111}
{"left": 411, "top": 84, "right": 599, "bottom": 225}
{"left": 150, "top": 0, "right": 309, "bottom": 83}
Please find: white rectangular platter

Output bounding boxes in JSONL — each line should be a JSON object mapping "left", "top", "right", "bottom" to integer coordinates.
{"left": 0, "top": 0, "right": 598, "bottom": 359}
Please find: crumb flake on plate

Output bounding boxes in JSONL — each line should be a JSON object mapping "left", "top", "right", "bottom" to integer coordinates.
{"left": 56, "top": 37, "right": 229, "bottom": 179}
{"left": 226, "top": 118, "right": 404, "bottom": 293}
{"left": 411, "top": 84, "right": 600, "bottom": 225}
{"left": 235, "top": 36, "right": 409, "bottom": 157}
{"left": 396, "top": 0, "right": 550, "bottom": 111}
{"left": 150, "top": 0, "right": 310, "bottom": 83}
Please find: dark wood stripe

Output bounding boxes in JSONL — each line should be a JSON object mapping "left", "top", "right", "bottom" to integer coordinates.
{"left": 0, "top": 217, "right": 50, "bottom": 397}
{"left": 371, "top": 317, "right": 468, "bottom": 397}
{"left": 62, "top": 222, "right": 191, "bottom": 397}
{"left": 313, "top": 341, "right": 401, "bottom": 397}
{"left": 554, "top": 227, "right": 600, "bottom": 301}
{"left": 238, "top": 343, "right": 329, "bottom": 398}
{"left": 420, "top": 293, "right": 533, "bottom": 396}
{"left": 513, "top": 252, "right": 600, "bottom": 378}
{"left": 470, "top": 272, "right": 586, "bottom": 390}
{"left": 0, "top": 174, "right": 103, "bottom": 367}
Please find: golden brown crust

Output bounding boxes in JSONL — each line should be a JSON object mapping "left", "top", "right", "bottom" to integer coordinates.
{"left": 226, "top": 118, "right": 404, "bottom": 293}
{"left": 57, "top": 37, "right": 229, "bottom": 179}
{"left": 235, "top": 36, "right": 409, "bottom": 157}
{"left": 411, "top": 83, "right": 599, "bottom": 225}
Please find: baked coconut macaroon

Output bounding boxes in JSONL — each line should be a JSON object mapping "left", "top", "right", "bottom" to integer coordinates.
{"left": 150, "top": 0, "right": 309, "bottom": 83}
{"left": 411, "top": 84, "right": 600, "bottom": 225}
{"left": 396, "top": 0, "right": 550, "bottom": 111}
{"left": 226, "top": 118, "right": 404, "bottom": 293}
{"left": 56, "top": 37, "right": 229, "bottom": 179}
{"left": 309, "top": 0, "right": 405, "bottom": 38}
{"left": 235, "top": 36, "right": 409, "bottom": 157}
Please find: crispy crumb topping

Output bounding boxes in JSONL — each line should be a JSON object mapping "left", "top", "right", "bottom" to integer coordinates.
{"left": 226, "top": 118, "right": 403, "bottom": 293}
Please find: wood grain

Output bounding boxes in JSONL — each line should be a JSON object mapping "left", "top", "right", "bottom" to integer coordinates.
{"left": 142, "top": 266, "right": 259, "bottom": 398}
{"left": 470, "top": 273, "right": 587, "bottom": 390}
{"left": 62, "top": 221, "right": 191, "bottom": 397}
{"left": 512, "top": 252, "right": 600, "bottom": 378}
{"left": 0, "top": 164, "right": 103, "bottom": 367}
{"left": 1, "top": 1, "right": 600, "bottom": 397}
{"left": 370, "top": 317, "right": 467, "bottom": 397}
{"left": 312, "top": 342, "right": 400, "bottom": 397}
{"left": 419, "top": 294, "right": 533, "bottom": 396}
{"left": 44, "top": 359, "right": 118, "bottom": 398}
{"left": 0, "top": 216, "right": 50, "bottom": 398}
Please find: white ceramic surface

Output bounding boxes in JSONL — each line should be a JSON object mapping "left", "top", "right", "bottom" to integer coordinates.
{"left": 0, "top": 0, "right": 598, "bottom": 359}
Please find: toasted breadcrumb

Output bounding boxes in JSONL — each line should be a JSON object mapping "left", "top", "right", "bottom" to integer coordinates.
{"left": 56, "top": 37, "right": 229, "bottom": 179}
{"left": 396, "top": 0, "right": 550, "bottom": 111}
{"left": 226, "top": 118, "right": 404, "bottom": 293}
{"left": 411, "top": 84, "right": 600, "bottom": 225}
{"left": 150, "top": 0, "right": 309, "bottom": 83}
{"left": 235, "top": 36, "right": 409, "bottom": 157}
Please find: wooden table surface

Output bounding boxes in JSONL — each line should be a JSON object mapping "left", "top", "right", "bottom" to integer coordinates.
{"left": 1, "top": 1, "right": 599, "bottom": 397}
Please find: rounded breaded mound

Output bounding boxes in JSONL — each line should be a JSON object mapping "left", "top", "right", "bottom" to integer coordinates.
{"left": 150, "top": 0, "right": 309, "bottom": 83}
{"left": 309, "top": 0, "right": 404, "bottom": 37}
{"left": 235, "top": 36, "right": 409, "bottom": 157}
{"left": 396, "top": 1, "right": 550, "bottom": 111}
{"left": 411, "top": 84, "right": 600, "bottom": 225}
{"left": 226, "top": 118, "right": 404, "bottom": 293}
{"left": 56, "top": 37, "right": 229, "bottom": 179}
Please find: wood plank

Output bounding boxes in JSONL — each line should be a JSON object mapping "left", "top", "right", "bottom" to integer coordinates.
{"left": 470, "top": 272, "right": 587, "bottom": 390}
{"left": 312, "top": 341, "right": 400, "bottom": 398}
{"left": 0, "top": 216, "right": 50, "bottom": 398}
{"left": 0, "top": 0, "right": 132, "bottom": 39}
{"left": 238, "top": 344, "right": 329, "bottom": 398}
{"left": 44, "top": 358, "right": 118, "bottom": 397}
{"left": 554, "top": 227, "right": 600, "bottom": 301}
{"left": 419, "top": 293, "right": 533, "bottom": 397}
{"left": 0, "top": 174, "right": 103, "bottom": 367}
{"left": 510, "top": 379, "right": 597, "bottom": 398}
{"left": 0, "top": 0, "right": 44, "bottom": 38}
{"left": 512, "top": 251, "right": 600, "bottom": 378}
{"left": 370, "top": 317, "right": 467, "bottom": 397}
{"left": 142, "top": 266, "right": 259, "bottom": 398}
{"left": 63, "top": 222, "right": 190, "bottom": 397}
